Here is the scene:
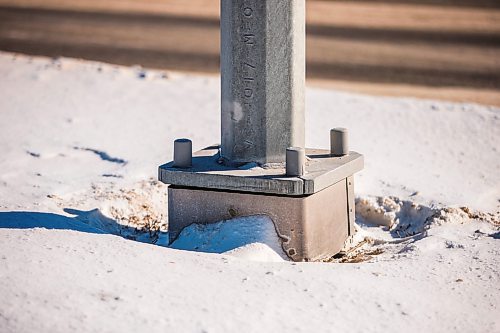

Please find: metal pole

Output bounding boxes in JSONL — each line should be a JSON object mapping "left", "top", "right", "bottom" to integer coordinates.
{"left": 220, "top": 0, "right": 305, "bottom": 165}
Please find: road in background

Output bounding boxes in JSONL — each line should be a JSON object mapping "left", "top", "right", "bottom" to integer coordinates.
{"left": 0, "top": 0, "right": 499, "bottom": 105}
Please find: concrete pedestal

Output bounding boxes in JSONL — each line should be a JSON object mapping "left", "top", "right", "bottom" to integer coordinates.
{"left": 161, "top": 145, "right": 361, "bottom": 261}
{"left": 168, "top": 176, "right": 355, "bottom": 262}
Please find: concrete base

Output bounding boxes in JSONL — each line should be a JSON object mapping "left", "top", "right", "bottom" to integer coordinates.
{"left": 168, "top": 176, "right": 355, "bottom": 262}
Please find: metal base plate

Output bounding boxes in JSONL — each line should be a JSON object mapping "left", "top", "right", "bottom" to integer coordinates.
{"left": 159, "top": 145, "right": 363, "bottom": 196}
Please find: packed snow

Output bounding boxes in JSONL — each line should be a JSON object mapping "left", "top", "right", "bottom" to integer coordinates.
{"left": 0, "top": 52, "right": 499, "bottom": 333}
{"left": 171, "top": 215, "right": 288, "bottom": 262}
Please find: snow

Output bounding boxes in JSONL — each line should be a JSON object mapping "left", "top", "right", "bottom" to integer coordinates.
{"left": 0, "top": 52, "right": 499, "bottom": 332}
{"left": 170, "top": 215, "right": 288, "bottom": 262}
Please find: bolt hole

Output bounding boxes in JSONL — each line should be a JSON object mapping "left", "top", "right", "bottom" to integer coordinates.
{"left": 228, "top": 208, "right": 238, "bottom": 218}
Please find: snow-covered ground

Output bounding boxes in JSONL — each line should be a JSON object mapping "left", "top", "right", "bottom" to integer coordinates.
{"left": 0, "top": 52, "right": 499, "bottom": 332}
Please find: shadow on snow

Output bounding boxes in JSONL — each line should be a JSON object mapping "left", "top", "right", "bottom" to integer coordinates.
{"left": 0, "top": 209, "right": 167, "bottom": 245}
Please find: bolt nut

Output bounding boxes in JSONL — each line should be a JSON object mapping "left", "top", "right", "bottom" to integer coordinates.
{"left": 173, "top": 138, "right": 192, "bottom": 168}
{"left": 330, "top": 128, "right": 349, "bottom": 156}
{"left": 286, "top": 147, "right": 305, "bottom": 177}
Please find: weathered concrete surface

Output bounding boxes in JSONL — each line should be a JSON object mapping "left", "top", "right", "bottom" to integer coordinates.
{"left": 158, "top": 145, "right": 364, "bottom": 196}
{"left": 168, "top": 178, "right": 352, "bottom": 261}
{"left": 220, "top": 0, "right": 305, "bottom": 165}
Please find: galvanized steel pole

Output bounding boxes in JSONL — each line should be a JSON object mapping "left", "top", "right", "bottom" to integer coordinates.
{"left": 220, "top": 0, "right": 306, "bottom": 165}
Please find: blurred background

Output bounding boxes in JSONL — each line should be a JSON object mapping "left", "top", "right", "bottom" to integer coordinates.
{"left": 0, "top": 0, "right": 499, "bottom": 105}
